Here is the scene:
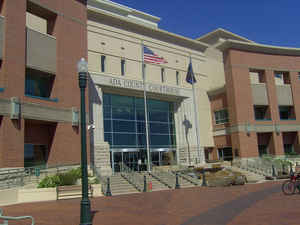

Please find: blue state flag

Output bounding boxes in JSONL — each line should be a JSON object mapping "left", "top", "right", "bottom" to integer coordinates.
{"left": 186, "top": 61, "right": 197, "bottom": 84}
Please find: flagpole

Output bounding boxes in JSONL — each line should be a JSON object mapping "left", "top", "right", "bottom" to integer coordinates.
{"left": 190, "top": 56, "right": 202, "bottom": 165}
{"left": 142, "top": 42, "right": 151, "bottom": 172}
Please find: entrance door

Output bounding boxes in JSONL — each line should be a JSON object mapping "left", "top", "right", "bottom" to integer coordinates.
{"left": 218, "top": 147, "right": 233, "bottom": 161}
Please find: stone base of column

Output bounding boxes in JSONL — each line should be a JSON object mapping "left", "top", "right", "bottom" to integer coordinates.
{"left": 94, "top": 142, "right": 112, "bottom": 176}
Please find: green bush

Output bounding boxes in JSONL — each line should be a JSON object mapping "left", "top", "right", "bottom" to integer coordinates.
{"left": 38, "top": 174, "right": 61, "bottom": 188}
{"left": 38, "top": 167, "right": 81, "bottom": 188}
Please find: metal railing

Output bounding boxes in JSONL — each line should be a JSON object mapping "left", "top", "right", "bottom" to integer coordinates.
{"left": 92, "top": 166, "right": 108, "bottom": 196}
{"left": 120, "top": 164, "right": 144, "bottom": 192}
{"left": 232, "top": 157, "right": 291, "bottom": 177}
{"left": 0, "top": 208, "right": 34, "bottom": 225}
{"left": 149, "top": 165, "right": 174, "bottom": 189}
{"left": 0, "top": 164, "right": 80, "bottom": 190}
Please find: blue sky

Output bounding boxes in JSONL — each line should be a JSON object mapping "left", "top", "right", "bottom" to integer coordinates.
{"left": 112, "top": 0, "right": 299, "bottom": 47}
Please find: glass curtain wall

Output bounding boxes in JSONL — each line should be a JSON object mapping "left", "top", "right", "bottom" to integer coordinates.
{"left": 103, "top": 93, "right": 176, "bottom": 171}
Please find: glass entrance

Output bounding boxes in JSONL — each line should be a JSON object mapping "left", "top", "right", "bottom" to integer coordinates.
{"left": 111, "top": 149, "right": 148, "bottom": 173}
{"left": 103, "top": 93, "right": 177, "bottom": 172}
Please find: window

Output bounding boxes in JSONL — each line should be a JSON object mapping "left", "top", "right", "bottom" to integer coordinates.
{"left": 121, "top": 59, "right": 125, "bottom": 76}
{"left": 101, "top": 55, "right": 106, "bottom": 72}
{"left": 214, "top": 109, "right": 229, "bottom": 124}
{"left": 24, "top": 144, "right": 48, "bottom": 167}
{"left": 254, "top": 106, "right": 270, "bottom": 120}
{"left": 258, "top": 145, "right": 268, "bottom": 157}
{"left": 176, "top": 71, "right": 180, "bottom": 85}
{"left": 249, "top": 69, "right": 265, "bottom": 84}
{"left": 103, "top": 93, "right": 175, "bottom": 149}
{"left": 279, "top": 106, "right": 295, "bottom": 120}
{"left": 25, "top": 68, "right": 54, "bottom": 99}
{"left": 284, "top": 144, "right": 294, "bottom": 155}
{"left": 298, "top": 72, "right": 300, "bottom": 80}
{"left": 26, "top": 2, "right": 57, "bottom": 35}
{"left": 275, "top": 71, "right": 290, "bottom": 85}
{"left": 161, "top": 68, "right": 165, "bottom": 83}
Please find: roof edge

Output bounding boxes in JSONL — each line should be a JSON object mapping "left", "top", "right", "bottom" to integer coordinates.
{"left": 216, "top": 39, "right": 300, "bottom": 56}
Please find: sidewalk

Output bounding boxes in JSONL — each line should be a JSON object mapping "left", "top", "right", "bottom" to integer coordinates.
{"left": 2, "top": 181, "right": 299, "bottom": 225}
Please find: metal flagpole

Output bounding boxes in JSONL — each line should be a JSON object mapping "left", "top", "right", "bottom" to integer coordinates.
{"left": 142, "top": 42, "right": 151, "bottom": 172}
{"left": 190, "top": 56, "right": 202, "bottom": 165}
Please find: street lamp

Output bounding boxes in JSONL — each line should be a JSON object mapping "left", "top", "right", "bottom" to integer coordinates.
{"left": 77, "top": 58, "right": 92, "bottom": 225}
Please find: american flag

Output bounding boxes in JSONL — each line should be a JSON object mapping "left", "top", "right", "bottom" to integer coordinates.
{"left": 143, "top": 46, "right": 167, "bottom": 64}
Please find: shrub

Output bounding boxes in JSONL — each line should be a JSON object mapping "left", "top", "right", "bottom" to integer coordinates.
{"left": 38, "top": 174, "right": 61, "bottom": 188}
{"left": 38, "top": 167, "right": 81, "bottom": 188}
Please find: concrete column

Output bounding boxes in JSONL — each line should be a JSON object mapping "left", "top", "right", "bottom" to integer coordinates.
{"left": 90, "top": 85, "right": 111, "bottom": 176}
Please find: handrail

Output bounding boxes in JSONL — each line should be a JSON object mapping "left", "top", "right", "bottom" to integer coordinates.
{"left": 0, "top": 164, "right": 80, "bottom": 190}
{"left": 120, "top": 163, "right": 143, "bottom": 192}
{"left": 149, "top": 165, "right": 173, "bottom": 189}
{"left": 0, "top": 208, "right": 34, "bottom": 225}
{"left": 232, "top": 157, "right": 292, "bottom": 177}
{"left": 174, "top": 171, "right": 199, "bottom": 186}
{"left": 91, "top": 166, "right": 107, "bottom": 196}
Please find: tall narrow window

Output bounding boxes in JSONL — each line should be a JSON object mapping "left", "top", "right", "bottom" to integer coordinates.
{"left": 298, "top": 72, "right": 300, "bottom": 80}
{"left": 161, "top": 68, "right": 165, "bottom": 83}
{"left": 121, "top": 59, "right": 125, "bottom": 76}
{"left": 101, "top": 55, "right": 106, "bottom": 72}
{"left": 176, "top": 71, "right": 180, "bottom": 85}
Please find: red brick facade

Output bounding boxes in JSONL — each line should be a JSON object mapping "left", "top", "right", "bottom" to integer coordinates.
{"left": 210, "top": 48, "right": 300, "bottom": 160}
{"left": 0, "top": 0, "right": 88, "bottom": 168}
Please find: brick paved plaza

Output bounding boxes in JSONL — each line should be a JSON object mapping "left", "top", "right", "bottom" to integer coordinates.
{"left": 2, "top": 181, "right": 300, "bottom": 225}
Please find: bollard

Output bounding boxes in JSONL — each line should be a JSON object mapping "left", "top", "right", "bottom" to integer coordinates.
{"left": 201, "top": 170, "right": 207, "bottom": 187}
{"left": 175, "top": 173, "right": 180, "bottom": 189}
{"left": 272, "top": 165, "right": 276, "bottom": 177}
{"left": 282, "top": 164, "right": 285, "bottom": 175}
{"left": 143, "top": 175, "right": 147, "bottom": 192}
{"left": 106, "top": 177, "right": 112, "bottom": 196}
{"left": 290, "top": 163, "right": 294, "bottom": 176}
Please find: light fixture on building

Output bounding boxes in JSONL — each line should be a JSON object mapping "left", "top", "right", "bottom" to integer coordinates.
{"left": 246, "top": 123, "right": 251, "bottom": 136}
{"left": 275, "top": 124, "right": 280, "bottom": 135}
{"left": 72, "top": 107, "right": 79, "bottom": 127}
{"left": 10, "top": 97, "right": 20, "bottom": 120}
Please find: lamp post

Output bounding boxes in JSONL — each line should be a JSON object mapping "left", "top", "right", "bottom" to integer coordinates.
{"left": 77, "top": 58, "right": 92, "bottom": 225}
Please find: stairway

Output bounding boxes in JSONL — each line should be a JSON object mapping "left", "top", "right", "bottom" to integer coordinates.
{"left": 225, "top": 165, "right": 266, "bottom": 183}
{"left": 109, "top": 173, "right": 140, "bottom": 195}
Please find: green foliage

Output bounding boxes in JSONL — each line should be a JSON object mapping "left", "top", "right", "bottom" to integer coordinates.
{"left": 38, "top": 174, "right": 61, "bottom": 188}
{"left": 38, "top": 167, "right": 81, "bottom": 188}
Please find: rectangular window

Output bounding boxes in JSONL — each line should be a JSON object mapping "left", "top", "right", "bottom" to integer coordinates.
{"left": 279, "top": 106, "right": 295, "bottom": 120}
{"left": 121, "top": 59, "right": 125, "bottom": 76}
{"left": 161, "top": 68, "right": 165, "bottom": 83}
{"left": 254, "top": 106, "right": 271, "bottom": 120}
{"left": 298, "top": 72, "right": 300, "bottom": 80}
{"left": 176, "top": 71, "right": 180, "bottom": 85}
{"left": 275, "top": 71, "right": 290, "bottom": 85}
{"left": 249, "top": 69, "right": 265, "bottom": 84}
{"left": 24, "top": 144, "right": 48, "bottom": 167}
{"left": 214, "top": 109, "right": 229, "bottom": 124}
{"left": 25, "top": 68, "right": 54, "bottom": 99}
{"left": 101, "top": 55, "right": 106, "bottom": 72}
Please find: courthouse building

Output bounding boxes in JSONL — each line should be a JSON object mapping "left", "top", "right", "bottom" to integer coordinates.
{"left": 1, "top": 0, "right": 300, "bottom": 171}
{"left": 87, "top": 0, "right": 214, "bottom": 174}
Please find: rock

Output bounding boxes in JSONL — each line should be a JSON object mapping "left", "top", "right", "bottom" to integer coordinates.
{"left": 233, "top": 175, "right": 246, "bottom": 185}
